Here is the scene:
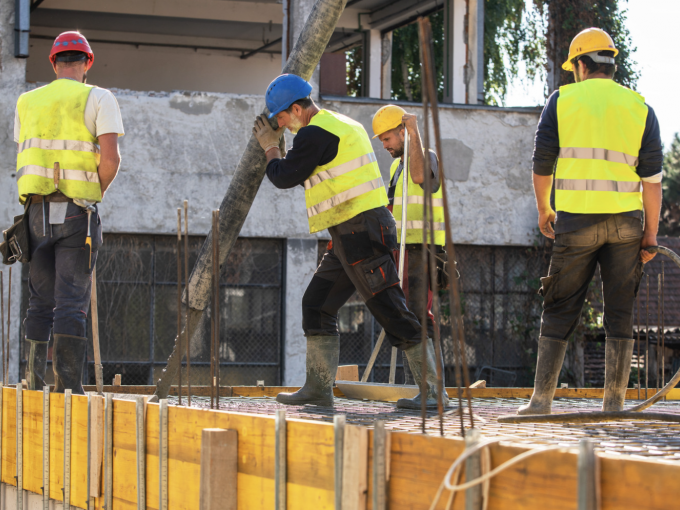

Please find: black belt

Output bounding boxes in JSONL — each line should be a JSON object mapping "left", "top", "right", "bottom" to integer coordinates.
{"left": 29, "top": 193, "right": 73, "bottom": 205}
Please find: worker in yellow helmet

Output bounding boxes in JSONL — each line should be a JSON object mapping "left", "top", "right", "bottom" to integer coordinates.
{"left": 9, "top": 32, "right": 124, "bottom": 393}
{"left": 519, "top": 28, "right": 662, "bottom": 415}
{"left": 372, "top": 105, "right": 446, "bottom": 386}
{"left": 252, "top": 75, "right": 447, "bottom": 409}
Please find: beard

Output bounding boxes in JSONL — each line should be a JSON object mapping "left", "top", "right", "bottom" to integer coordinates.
{"left": 288, "top": 112, "right": 304, "bottom": 134}
{"left": 389, "top": 142, "right": 404, "bottom": 159}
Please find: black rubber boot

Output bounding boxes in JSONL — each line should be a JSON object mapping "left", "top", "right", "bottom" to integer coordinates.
{"left": 26, "top": 339, "right": 49, "bottom": 391}
{"left": 53, "top": 334, "right": 87, "bottom": 395}
{"left": 402, "top": 351, "right": 415, "bottom": 385}
{"left": 276, "top": 336, "right": 339, "bottom": 406}
{"left": 397, "top": 338, "right": 449, "bottom": 409}
{"left": 517, "top": 337, "right": 567, "bottom": 415}
{"left": 602, "top": 338, "right": 635, "bottom": 412}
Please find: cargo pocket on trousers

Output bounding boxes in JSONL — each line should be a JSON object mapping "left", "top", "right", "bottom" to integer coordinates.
{"left": 340, "top": 230, "right": 374, "bottom": 265}
{"left": 538, "top": 273, "right": 558, "bottom": 307}
{"left": 363, "top": 254, "right": 400, "bottom": 295}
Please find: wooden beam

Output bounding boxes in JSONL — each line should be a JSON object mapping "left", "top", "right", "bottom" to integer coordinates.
{"left": 336, "top": 366, "right": 359, "bottom": 382}
{"left": 342, "top": 424, "right": 368, "bottom": 510}
{"left": 200, "top": 429, "right": 237, "bottom": 510}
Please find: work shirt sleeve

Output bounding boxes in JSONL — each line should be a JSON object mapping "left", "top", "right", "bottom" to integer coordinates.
{"left": 265, "top": 125, "right": 339, "bottom": 189}
{"left": 13, "top": 105, "right": 20, "bottom": 143}
{"left": 532, "top": 90, "right": 560, "bottom": 176}
{"left": 638, "top": 105, "right": 663, "bottom": 183}
{"left": 86, "top": 88, "right": 125, "bottom": 138}
{"left": 423, "top": 149, "right": 440, "bottom": 193}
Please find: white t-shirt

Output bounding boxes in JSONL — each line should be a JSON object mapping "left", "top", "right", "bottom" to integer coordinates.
{"left": 14, "top": 79, "right": 125, "bottom": 142}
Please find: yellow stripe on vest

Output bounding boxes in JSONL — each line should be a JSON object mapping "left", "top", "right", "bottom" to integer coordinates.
{"left": 555, "top": 179, "right": 640, "bottom": 193}
{"left": 304, "top": 153, "right": 377, "bottom": 190}
{"left": 396, "top": 220, "right": 446, "bottom": 231}
{"left": 393, "top": 195, "right": 444, "bottom": 207}
{"left": 307, "top": 177, "right": 385, "bottom": 218}
{"left": 17, "top": 165, "right": 101, "bottom": 183}
{"left": 18, "top": 138, "right": 100, "bottom": 155}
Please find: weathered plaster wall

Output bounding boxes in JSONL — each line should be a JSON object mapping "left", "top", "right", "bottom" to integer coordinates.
{"left": 0, "top": 0, "right": 27, "bottom": 384}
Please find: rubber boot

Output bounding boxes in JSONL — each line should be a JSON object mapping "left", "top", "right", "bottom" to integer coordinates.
{"left": 402, "top": 351, "right": 415, "bottom": 385}
{"left": 26, "top": 339, "right": 49, "bottom": 391}
{"left": 276, "top": 336, "right": 339, "bottom": 406}
{"left": 397, "top": 338, "right": 449, "bottom": 409}
{"left": 52, "top": 334, "right": 87, "bottom": 395}
{"left": 517, "top": 337, "right": 567, "bottom": 415}
{"left": 602, "top": 338, "right": 635, "bottom": 412}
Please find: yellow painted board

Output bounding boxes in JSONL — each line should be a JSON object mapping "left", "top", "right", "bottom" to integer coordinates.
{"left": 49, "top": 392, "right": 65, "bottom": 502}
{"left": 70, "top": 394, "right": 91, "bottom": 509}
{"left": 1, "top": 386, "right": 17, "bottom": 486}
{"left": 112, "top": 398, "right": 139, "bottom": 510}
{"left": 22, "top": 389, "right": 44, "bottom": 496}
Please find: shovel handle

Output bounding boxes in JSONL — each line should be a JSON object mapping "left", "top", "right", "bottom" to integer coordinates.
{"left": 91, "top": 266, "right": 104, "bottom": 394}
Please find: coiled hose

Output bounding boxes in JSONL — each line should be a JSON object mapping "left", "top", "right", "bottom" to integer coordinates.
{"left": 499, "top": 246, "right": 680, "bottom": 424}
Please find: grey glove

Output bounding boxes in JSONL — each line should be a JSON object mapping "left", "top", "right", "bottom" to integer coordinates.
{"left": 252, "top": 114, "right": 285, "bottom": 153}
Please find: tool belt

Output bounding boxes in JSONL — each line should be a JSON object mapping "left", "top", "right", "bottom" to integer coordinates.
{"left": 0, "top": 199, "right": 32, "bottom": 265}
{"left": 29, "top": 193, "right": 73, "bottom": 205}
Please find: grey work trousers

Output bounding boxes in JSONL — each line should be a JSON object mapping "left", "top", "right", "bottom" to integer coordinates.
{"left": 302, "top": 207, "right": 422, "bottom": 350}
{"left": 539, "top": 215, "right": 644, "bottom": 341}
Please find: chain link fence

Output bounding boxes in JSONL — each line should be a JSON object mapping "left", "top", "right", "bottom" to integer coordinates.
{"left": 318, "top": 240, "right": 550, "bottom": 386}
{"left": 21, "top": 234, "right": 284, "bottom": 386}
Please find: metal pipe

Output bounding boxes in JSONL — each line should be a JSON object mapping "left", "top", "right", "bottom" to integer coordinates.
{"left": 184, "top": 200, "right": 191, "bottom": 407}
{"left": 177, "top": 209, "right": 183, "bottom": 406}
{"left": 646, "top": 274, "right": 649, "bottom": 399}
{"left": 240, "top": 37, "right": 283, "bottom": 60}
{"left": 418, "top": 16, "right": 474, "bottom": 429}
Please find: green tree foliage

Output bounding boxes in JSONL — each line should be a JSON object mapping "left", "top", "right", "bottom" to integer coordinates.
{"left": 660, "top": 134, "right": 680, "bottom": 236}
{"left": 346, "top": 46, "right": 363, "bottom": 97}
{"left": 390, "top": 10, "right": 445, "bottom": 102}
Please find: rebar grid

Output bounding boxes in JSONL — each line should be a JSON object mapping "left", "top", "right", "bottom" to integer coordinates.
{"left": 168, "top": 395, "right": 680, "bottom": 462}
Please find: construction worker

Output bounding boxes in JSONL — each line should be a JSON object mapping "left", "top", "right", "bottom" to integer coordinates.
{"left": 520, "top": 28, "right": 662, "bottom": 415}
{"left": 252, "top": 74, "right": 447, "bottom": 408}
{"left": 15, "top": 32, "right": 124, "bottom": 393}
{"left": 372, "top": 105, "right": 445, "bottom": 384}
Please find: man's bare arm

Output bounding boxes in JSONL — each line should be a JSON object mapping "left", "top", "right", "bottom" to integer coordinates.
{"left": 403, "top": 114, "right": 427, "bottom": 184}
{"left": 98, "top": 133, "right": 121, "bottom": 196}
{"left": 533, "top": 173, "right": 555, "bottom": 239}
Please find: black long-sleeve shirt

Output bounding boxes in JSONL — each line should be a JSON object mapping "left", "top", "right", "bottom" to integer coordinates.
{"left": 532, "top": 88, "right": 663, "bottom": 234}
{"left": 266, "top": 126, "right": 339, "bottom": 188}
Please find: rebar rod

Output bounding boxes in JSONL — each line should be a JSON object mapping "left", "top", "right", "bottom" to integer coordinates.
{"left": 184, "top": 200, "right": 191, "bottom": 406}
{"left": 7, "top": 267, "right": 11, "bottom": 385}
{"left": 646, "top": 274, "right": 649, "bottom": 399}
{"left": 657, "top": 274, "right": 661, "bottom": 393}
{"left": 420, "top": 209, "right": 428, "bottom": 434}
{"left": 418, "top": 16, "right": 473, "bottom": 430}
{"left": 211, "top": 211, "right": 217, "bottom": 409}
{"left": 636, "top": 286, "right": 640, "bottom": 400}
{"left": 0, "top": 270, "right": 4, "bottom": 386}
{"left": 177, "top": 209, "right": 183, "bottom": 406}
{"left": 215, "top": 210, "right": 221, "bottom": 409}
{"left": 661, "top": 261, "right": 665, "bottom": 395}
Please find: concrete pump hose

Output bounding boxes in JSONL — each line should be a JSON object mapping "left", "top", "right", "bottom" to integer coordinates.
{"left": 497, "top": 245, "right": 680, "bottom": 425}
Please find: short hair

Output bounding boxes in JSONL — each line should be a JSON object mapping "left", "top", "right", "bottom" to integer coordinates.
{"left": 54, "top": 51, "right": 88, "bottom": 67}
{"left": 285, "top": 95, "right": 314, "bottom": 112}
{"left": 572, "top": 50, "right": 616, "bottom": 78}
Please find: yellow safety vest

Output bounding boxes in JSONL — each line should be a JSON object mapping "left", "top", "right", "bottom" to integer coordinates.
{"left": 16, "top": 79, "right": 101, "bottom": 204}
{"left": 390, "top": 154, "right": 445, "bottom": 246}
{"left": 555, "top": 79, "right": 647, "bottom": 214}
{"left": 305, "top": 110, "right": 388, "bottom": 233}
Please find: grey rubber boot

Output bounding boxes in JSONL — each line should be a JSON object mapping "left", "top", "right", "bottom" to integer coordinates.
{"left": 602, "top": 338, "right": 635, "bottom": 412}
{"left": 402, "top": 351, "right": 415, "bottom": 385}
{"left": 397, "top": 338, "right": 449, "bottom": 409}
{"left": 53, "top": 334, "right": 87, "bottom": 395}
{"left": 26, "top": 339, "right": 49, "bottom": 391}
{"left": 517, "top": 337, "right": 568, "bottom": 415}
{"left": 276, "top": 336, "right": 339, "bottom": 406}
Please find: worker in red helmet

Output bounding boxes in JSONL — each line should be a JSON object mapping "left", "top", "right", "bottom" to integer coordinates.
{"left": 11, "top": 31, "right": 124, "bottom": 393}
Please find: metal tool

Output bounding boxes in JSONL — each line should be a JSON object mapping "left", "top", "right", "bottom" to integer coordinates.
{"left": 86, "top": 207, "right": 93, "bottom": 270}
{"left": 362, "top": 129, "right": 410, "bottom": 385}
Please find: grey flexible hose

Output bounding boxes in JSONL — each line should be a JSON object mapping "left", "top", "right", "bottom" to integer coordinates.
{"left": 498, "top": 246, "right": 680, "bottom": 424}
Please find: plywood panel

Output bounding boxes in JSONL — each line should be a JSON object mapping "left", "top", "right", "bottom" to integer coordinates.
{"left": 22, "top": 389, "right": 43, "bottom": 495}
{"left": 111, "top": 398, "right": 138, "bottom": 510}
{"left": 1, "top": 387, "right": 17, "bottom": 486}
{"left": 48, "top": 392, "right": 65, "bottom": 502}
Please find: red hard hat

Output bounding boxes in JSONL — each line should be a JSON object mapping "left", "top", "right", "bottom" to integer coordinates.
{"left": 49, "top": 32, "right": 94, "bottom": 70}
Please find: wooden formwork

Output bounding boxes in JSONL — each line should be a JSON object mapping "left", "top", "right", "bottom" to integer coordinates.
{"left": 1, "top": 385, "right": 679, "bottom": 509}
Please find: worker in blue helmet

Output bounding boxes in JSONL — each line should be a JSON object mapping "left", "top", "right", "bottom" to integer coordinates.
{"left": 252, "top": 74, "right": 447, "bottom": 410}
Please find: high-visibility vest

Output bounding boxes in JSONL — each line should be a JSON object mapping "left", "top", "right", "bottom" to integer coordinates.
{"left": 390, "top": 154, "right": 445, "bottom": 246}
{"left": 555, "top": 79, "right": 648, "bottom": 214}
{"left": 16, "top": 80, "right": 101, "bottom": 204}
{"left": 304, "top": 110, "right": 388, "bottom": 233}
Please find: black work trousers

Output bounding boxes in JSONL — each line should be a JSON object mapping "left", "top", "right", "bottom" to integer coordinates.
{"left": 302, "top": 207, "right": 422, "bottom": 350}
{"left": 539, "top": 215, "right": 644, "bottom": 341}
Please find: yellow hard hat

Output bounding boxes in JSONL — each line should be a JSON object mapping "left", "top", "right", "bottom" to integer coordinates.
{"left": 562, "top": 28, "right": 618, "bottom": 71}
{"left": 372, "top": 105, "right": 407, "bottom": 139}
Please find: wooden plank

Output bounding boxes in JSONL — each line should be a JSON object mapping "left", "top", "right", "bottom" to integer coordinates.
{"left": 90, "top": 395, "right": 105, "bottom": 498}
{"left": 112, "top": 398, "right": 139, "bottom": 510}
{"left": 1, "top": 386, "right": 16, "bottom": 486}
{"left": 22, "top": 389, "right": 43, "bottom": 495}
{"left": 342, "top": 424, "right": 368, "bottom": 510}
{"left": 48, "top": 392, "right": 65, "bottom": 503}
{"left": 199, "top": 428, "right": 237, "bottom": 510}
{"left": 113, "top": 375, "right": 122, "bottom": 386}
{"left": 336, "top": 365, "right": 359, "bottom": 382}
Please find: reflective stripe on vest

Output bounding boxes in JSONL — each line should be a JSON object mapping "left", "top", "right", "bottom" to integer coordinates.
{"left": 389, "top": 154, "right": 445, "bottom": 245}
{"left": 555, "top": 80, "right": 647, "bottom": 214}
{"left": 304, "top": 110, "right": 388, "bottom": 233}
{"left": 16, "top": 80, "right": 101, "bottom": 204}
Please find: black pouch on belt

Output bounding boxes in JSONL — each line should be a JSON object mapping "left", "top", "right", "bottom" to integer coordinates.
{"left": 0, "top": 201, "right": 31, "bottom": 265}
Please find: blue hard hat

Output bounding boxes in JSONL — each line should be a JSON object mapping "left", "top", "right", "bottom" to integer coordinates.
{"left": 265, "top": 74, "right": 313, "bottom": 118}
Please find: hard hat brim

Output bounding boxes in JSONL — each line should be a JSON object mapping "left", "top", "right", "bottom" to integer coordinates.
{"left": 563, "top": 45, "right": 619, "bottom": 72}
{"left": 371, "top": 121, "right": 403, "bottom": 139}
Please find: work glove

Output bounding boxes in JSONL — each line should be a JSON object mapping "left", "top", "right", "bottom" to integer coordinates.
{"left": 253, "top": 114, "right": 285, "bottom": 154}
